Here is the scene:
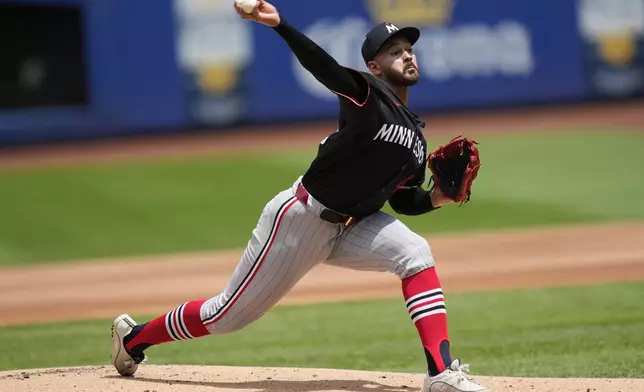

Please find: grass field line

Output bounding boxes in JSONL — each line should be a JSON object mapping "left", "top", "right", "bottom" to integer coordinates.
{"left": 1, "top": 221, "right": 643, "bottom": 327}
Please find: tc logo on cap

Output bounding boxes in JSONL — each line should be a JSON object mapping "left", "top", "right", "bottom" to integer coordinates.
{"left": 385, "top": 23, "right": 400, "bottom": 33}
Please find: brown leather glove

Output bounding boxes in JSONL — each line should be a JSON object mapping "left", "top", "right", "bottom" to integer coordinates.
{"left": 427, "top": 136, "right": 481, "bottom": 205}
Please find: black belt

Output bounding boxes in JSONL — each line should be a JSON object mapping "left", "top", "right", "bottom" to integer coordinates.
{"left": 295, "top": 183, "right": 356, "bottom": 226}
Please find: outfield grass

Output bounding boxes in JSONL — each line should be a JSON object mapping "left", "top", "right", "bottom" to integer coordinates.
{"left": 1, "top": 281, "right": 643, "bottom": 377}
{"left": 1, "top": 130, "right": 643, "bottom": 266}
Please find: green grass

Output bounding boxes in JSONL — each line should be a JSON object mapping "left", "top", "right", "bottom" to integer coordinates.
{"left": 0, "top": 130, "right": 643, "bottom": 266}
{"left": 1, "top": 282, "right": 643, "bottom": 377}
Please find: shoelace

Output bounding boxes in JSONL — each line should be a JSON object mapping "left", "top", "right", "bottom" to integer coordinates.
{"left": 451, "top": 361, "right": 471, "bottom": 383}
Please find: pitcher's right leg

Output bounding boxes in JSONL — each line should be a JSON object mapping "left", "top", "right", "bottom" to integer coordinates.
{"left": 111, "top": 187, "right": 340, "bottom": 376}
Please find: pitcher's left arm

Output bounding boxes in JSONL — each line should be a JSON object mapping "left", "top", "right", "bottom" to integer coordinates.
{"left": 388, "top": 186, "right": 443, "bottom": 216}
{"left": 388, "top": 165, "right": 454, "bottom": 216}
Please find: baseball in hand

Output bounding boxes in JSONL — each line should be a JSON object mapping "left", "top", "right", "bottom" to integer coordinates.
{"left": 235, "top": 0, "right": 258, "bottom": 14}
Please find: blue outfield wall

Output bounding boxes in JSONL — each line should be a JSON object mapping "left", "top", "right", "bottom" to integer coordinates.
{"left": 246, "top": 0, "right": 591, "bottom": 122}
{"left": 1, "top": 0, "right": 643, "bottom": 146}
{"left": 0, "top": 0, "right": 186, "bottom": 146}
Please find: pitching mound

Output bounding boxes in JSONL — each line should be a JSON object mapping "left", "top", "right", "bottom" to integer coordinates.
{"left": 2, "top": 365, "right": 643, "bottom": 392}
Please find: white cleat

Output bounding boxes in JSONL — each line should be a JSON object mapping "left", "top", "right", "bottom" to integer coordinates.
{"left": 423, "top": 359, "right": 490, "bottom": 392}
{"left": 111, "top": 314, "right": 146, "bottom": 377}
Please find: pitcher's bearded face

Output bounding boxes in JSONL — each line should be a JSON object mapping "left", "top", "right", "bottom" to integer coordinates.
{"left": 369, "top": 37, "right": 420, "bottom": 86}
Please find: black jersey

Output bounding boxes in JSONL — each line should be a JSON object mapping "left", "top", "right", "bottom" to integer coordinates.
{"left": 274, "top": 19, "right": 438, "bottom": 218}
{"left": 302, "top": 72, "right": 427, "bottom": 217}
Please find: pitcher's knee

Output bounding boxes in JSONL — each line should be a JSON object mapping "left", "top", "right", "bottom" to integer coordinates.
{"left": 394, "top": 234, "right": 435, "bottom": 279}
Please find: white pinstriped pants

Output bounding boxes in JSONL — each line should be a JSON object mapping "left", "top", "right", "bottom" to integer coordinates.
{"left": 200, "top": 177, "right": 435, "bottom": 333}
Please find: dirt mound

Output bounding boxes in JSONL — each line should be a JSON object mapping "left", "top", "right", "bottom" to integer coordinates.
{"left": 1, "top": 365, "right": 643, "bottom": 392}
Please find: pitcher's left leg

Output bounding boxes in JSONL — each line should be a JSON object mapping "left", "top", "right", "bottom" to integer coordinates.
{"left": 326, "top": 212, "right": 488, "bottom": 392}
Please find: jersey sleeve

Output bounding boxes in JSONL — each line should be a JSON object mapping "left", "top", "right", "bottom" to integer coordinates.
{"left": 273, "top": 18, "right": 370, "bottom": 106}
{"left": 388, "top": 187, "right": 439, "bottom": 215}
{"left": 387, "top": 165, "right": 437, "bottom": 215}
{"left": 400, "top": 163, "right": 427, "bottom": 189}
{"left": 332, "top": 68, "right": 372, "bottom": 107}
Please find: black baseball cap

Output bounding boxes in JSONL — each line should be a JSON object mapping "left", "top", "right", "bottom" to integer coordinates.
{"left": 361, "top": 22, "right": 420, "bottom": 64}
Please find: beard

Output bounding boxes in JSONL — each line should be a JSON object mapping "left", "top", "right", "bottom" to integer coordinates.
{"left": 384, "top": 65, "right": 420, "bottom": 87}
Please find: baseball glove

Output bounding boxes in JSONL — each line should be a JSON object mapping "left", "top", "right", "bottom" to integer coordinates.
{"left": 427, "top": 136, "right": 481, "bottom": 205}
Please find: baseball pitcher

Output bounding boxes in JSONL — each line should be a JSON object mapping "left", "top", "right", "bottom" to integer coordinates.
{"left": 111, "top": 2, "right": 484, "bottom": 391}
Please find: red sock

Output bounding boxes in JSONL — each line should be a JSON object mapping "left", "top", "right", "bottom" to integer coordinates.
{"left": 124, "top": 300, "right": 210, "bottom": 355}
{"left": 402, "top": 267, "right": 452, "bottom": 376}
